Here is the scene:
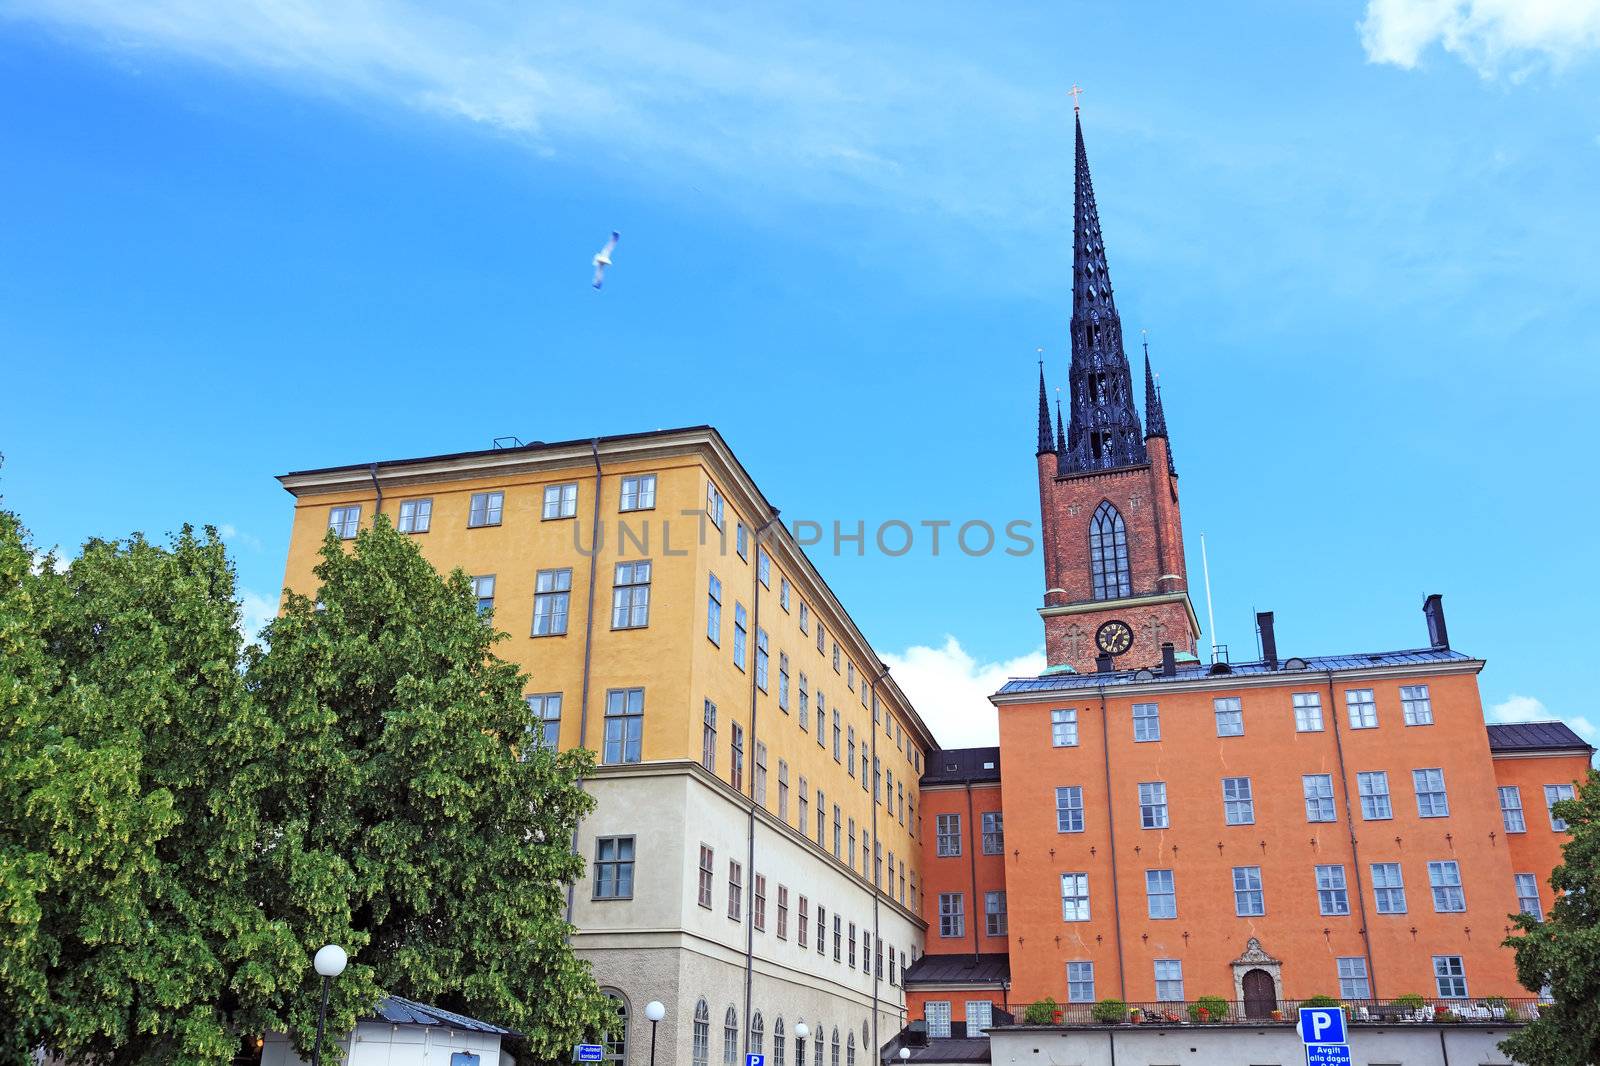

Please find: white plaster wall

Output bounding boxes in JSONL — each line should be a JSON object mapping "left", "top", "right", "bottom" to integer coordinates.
{"left": 262, "top": 1023, "right": 503, "bottom": 1066}
{"left": 988, "top": 1025, "right": 1525, "bottom": 1066}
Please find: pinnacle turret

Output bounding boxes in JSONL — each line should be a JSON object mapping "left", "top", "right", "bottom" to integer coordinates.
{"left": 1036, "top": 362, "right": 1055, "bottom": 455}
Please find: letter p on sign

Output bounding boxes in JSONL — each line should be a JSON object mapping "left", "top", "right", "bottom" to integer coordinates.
{"left": 1298, "top": 1006, "right": 1346, "bottom": 1045}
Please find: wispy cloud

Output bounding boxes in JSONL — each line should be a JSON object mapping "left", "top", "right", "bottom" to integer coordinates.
{"left": 1360, "top": 0, "right": 1600, "bottom": 76}
{"left": 1488, "top": 692, "right": 1597, "bottom": 745}
{"left": 218, "top": 522, "right": 262, "bottom": 552}
{"left": 238, "top": 586, "right": 279, "bottom": 643}
{"left": 884, "top": 635, "right": 1043, "bottom": 748}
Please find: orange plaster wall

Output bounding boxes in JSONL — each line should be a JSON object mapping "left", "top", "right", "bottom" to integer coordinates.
{"left": 1493, "top": 752, "right": 1592, "bottom": 919}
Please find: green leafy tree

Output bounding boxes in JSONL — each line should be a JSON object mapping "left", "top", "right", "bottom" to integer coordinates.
{"left": 245, "top": 519, "right": 614, "bottom": 1063}
{"left": 1503, "top": 771, "right": 1600, "bottom": 1066}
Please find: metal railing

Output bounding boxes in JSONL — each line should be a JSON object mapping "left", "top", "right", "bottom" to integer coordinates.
{"left": 1000, "top": 996, "right": 1545, "bottom": 1027}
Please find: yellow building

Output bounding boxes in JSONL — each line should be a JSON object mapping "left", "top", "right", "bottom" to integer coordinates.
{"left": 277, "top": 426, "right": 937, "bottom": 1066}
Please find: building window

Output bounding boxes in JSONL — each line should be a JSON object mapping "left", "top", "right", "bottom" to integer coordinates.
{"left": 692, "top": 1000, "right": 710, "bottom": 1066}
{"left": 728, "top": 861, "right": 743, "bottom": 921}
{"left": 594, "top": 836, "right": 635, "bottom": 899}
{"left": 697, "top": 846, "right": 714, "bottom": 909}
{"left": 532, "top": 568, "right": 572, "bottom": 635}
{"left": 797, "top": 895, "right": 809, "bottom": 946}
{"left": 1371, "top": 863, "right": 1406, "bottom": 914}
{"left": 1214, "top": 696, "right": 1244, "bottom": 737}
{"left": 468, "top": 491, "right": 503, "bottom": 528}
{"left": 981, "top": 812, "right": 1004, "bottom": 854}
{"left": 701, "top": 700, "right": 717, "bottom": 773}
{"left": 328, "top": 505, "right": 361, "bottom": 539}
{"left": 798, "top": 673, "right": 810, "bottom": 722}
{"left": 780, "top": 575, "right": 791, "bottom": 611}
{"left": 754, "top": 742, "right": 768, "bottom": 807}
{"left": 799, "top": 600, "right": 810, "bottom": 633}
{"left": 397, "top": 498, "right": 431, "bottom": 533}
{"left": 846, "top": 728, "right": 856, "bottom": 778}
{"left": 1515, "top": 872, "right": 1544, "bottom": 920}
{"left": 847, "top": 660, "right": 856, "bottom": 691}
{"left": 1358, "top": 771, "right": 1392, "bottom": 820}
{"left": 732, "top": 603, "right": 747, "bottom": 670}
{"left": 985, "top": 891, "right": 1008, "bottom": 936}
{"left": 925, "top": 1002, "right": 951, "bottom": 1040}
{"left": 1337, "top": 957, "right": 1370, "bottom": 1000}
{"left": 1061, "top": 873, "right": 1090, "bottom": 921}
{"left": 939, "top": 893, "right": 964, "bottom": 937}
{"left": 847, "top": 819, "right": 856, "bottom": 870}
{"left": 1067, "top": 961, "right": 1096, "bottom": 1003}
{"left": 471, "top": 575, "right": 496, "bottom": 615}
{"left": 541, "top": 482, "right": 578, "bottom": 520}
{"left": 965, "top": 1002, "right": 993, "bottom": 1037}
{"left": 816, "top": 622, "right": 825, "bottom": 654}
{"left": 755, "top": 628, "right": 770, "bottom": 690}
{"left": 1223, "top": 776, "right": 1255, "bottom": 825}
{"left": 602, "top": 688, "right": 643, "bottom": 765}
{"left": 1145, "top": 869, "right": 1176, "bottom": 919}
{"left": 730, "top": 721, "right": 744, "bottom": 793}
{"left": 724, "top": 1007, "right": 738, "bottom": 1066}
{"left": 1232, "top": 866, "right": 1264, "bottom": 916}
{"left": 1089, "top": 501, "right": 1131, "bottom": 600}
{"left": 832, "top": 642, "right": 841, "bottom": 673}
{"left": 1132, "top": 702, "right": 1160, "bottom": 742}
{"left": 847, "top": 923, "right": 856, "bottom": 967}
{"left": 773, "top": 1019, "right": 785, "bottom": 1066}
{"left": 705, "top": 482, "right": 725, "bottom": 529}
{"left": 706, "top": 573, "right": 722, "bottom": 645}
{"left": 833, "top": 915, "right": 842, "bottom": 962}
{"left": 601, "top": 993, "right": 628, "bottom": 1063}
{"left": 1292, "top": 691, "right": 1323, "bottom": 731}
{"left": 736, "top": 523, "right": 749, "bottom": 560}
{"left": 750, "top": 1014, "right": 764, "bottom": 1061}
{"left": 1315, "top": 864, "right": 1349, "bottom": 915}
{"left": 1138, "top": 781, "right": 1169, "bottom": 829}
{"left": 1154, "top": 960, "right": 1184, "bottom": 1001}
{"left": 799, "top": 778, "right": 810, "bottom": 835}
{"left": 1399, "top": 684, "right": 1433, "bottom": 725}
{"left": 832, "top": 711, "right": 842, "bottom": 762}
{"left": 1413, "top": 768, "right": 1450, "bottom": 818}
{"left": 1428, "top": 860, "right": 1465, "bottom": 912}
{"left": 815, "top": 790, "right": 825, "bottom": 846}
{"left": 754, "top": 874, "right": 767, "bottom": 931}
{"left": 1303, "top": 774, "right": 1337, "bottom": 822}
{"left": 1345, "top": 688, "right": 1377, "bottom": 729}
{"left": 1051, "top": 707, "right": 1079, "bottom": 747}
{"left": 1433, "top": 956, "right": 1468, "bottom": 999}
{"left": 778, "top": 761, "right": 789, "bottom": 821}
{"left": 619, "top": 473, "right": 656, "bottom": 512}
{"left": 1546, "top": 783, "right": 1577, "bottom": 830}
{"left": 1056, "top": 785, "right": 1085, "bottom": 833}
{"left": 1499, "top": 786, "right": 1526, "bottom": 833}
{"left": 936, "top": 813, "right": 962, "bottom": 856}
{"left": 525, "top": 693, "right": 561, "bottom": 751}
{"left": 815, "top": 905, "right": 826, "bottom": 955}
{"left": 778, "top": 653, "right": 790, "bottom": 711}
{"left": 611, "top": 561, "right": 651, "bottom": 629}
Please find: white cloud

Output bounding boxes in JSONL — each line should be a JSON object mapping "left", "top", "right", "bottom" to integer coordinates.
{"left": 883, "top": 635, "right": 1044, "bottom": 749}
{"left": 238, "top": 587, "right": 280, "bottom": 642}
{"left": 1359, "top": 0, "right": 1600, "bottom": 76}
{"left": 1488, "top": 692, "right": 1597, "bottom": 744}
{"left": 218, "top": 523, "right": 262, "bottom": 551}
{"left": 29, "top": 548, "right": 69, "bottom": 574}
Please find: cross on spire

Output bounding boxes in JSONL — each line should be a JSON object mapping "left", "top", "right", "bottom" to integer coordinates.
{"left": 1067, "top": 83, "right": 1085, "bottom": 112}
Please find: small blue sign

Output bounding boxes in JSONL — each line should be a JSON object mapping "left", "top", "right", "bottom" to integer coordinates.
{"left": 574, "top": 1045, "right": 604, "bottom": 1063}
{"left": 1305, "top": 1043, "right": 1352, "bottom": 1066}
{"left": 746, "top": 1056, "right": 766, "bottom": 1066}
{"left": 1298, "top": 1006, "right": 1346, "bottom": 1046}
{"left": 450, "top": 1055, "right": 480, "bottom": 1066}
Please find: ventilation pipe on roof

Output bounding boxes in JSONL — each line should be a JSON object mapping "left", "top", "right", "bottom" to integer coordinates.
{"left": 1160, "top": 642, "right": 1176, "bottom": 678}
{"left": 1096, "top": 653, "right": 1113, "bottom": 674}
{"left": 1257, "top": 611, "right": 1278, "bottom": 670}
{"left": 1423, "top": 594, "right": 1450, "bottom": 650}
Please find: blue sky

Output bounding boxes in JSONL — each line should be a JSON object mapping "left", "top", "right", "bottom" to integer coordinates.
{"left": 3, "top": 1, "right": 1598, "bottom": 748}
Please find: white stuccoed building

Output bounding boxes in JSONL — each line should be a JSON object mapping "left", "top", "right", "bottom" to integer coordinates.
{"left": 261, "top": 996, "right": 513, "bottom": 1066}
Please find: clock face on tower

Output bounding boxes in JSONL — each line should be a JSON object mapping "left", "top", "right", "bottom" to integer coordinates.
{"left": 1096, "top": 620, "right": 1134, "bottom": 657}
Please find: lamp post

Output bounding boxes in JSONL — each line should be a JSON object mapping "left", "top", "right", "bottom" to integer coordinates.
{"left": 644, "top": 1000, "right": 666, "bottom": 1066}
{"left": 794, "top": 1021, "right": 809, "bottom": 1065}
{"left": 310, "top": 944, "right": 347, "bottom": 1066}
{"left": 899, "top": 1049, "right": 910, "bottom": 1061}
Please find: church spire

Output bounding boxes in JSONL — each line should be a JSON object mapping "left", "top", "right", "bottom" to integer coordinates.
{"left": 1061, "top": 111, "right": 1147, "bottom": 474}
{"left": 1036, "top": 358, "right": 1055, "bottom": 455}
{"left": 1143, "top": 339, "right": 1167, "bottom": 439}
{"left": 1055, "top": 392, "right": 1066, "bottom": 455}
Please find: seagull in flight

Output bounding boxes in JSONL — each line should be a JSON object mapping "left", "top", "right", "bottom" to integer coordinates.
{"left": 592, "top": 231, "right": 619, "bottom": 289}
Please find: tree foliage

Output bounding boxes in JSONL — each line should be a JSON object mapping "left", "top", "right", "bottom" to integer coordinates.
{"left": 1502, "top": 770, "right": 1600, "bottom": 1066}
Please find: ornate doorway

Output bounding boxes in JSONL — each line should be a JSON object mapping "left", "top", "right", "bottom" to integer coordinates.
{"left": 1230, "top": 937, "right": 1284, "bottom": 1018}
{"left": 1242, "top": 969, "right": 1277, "bottom": 1019}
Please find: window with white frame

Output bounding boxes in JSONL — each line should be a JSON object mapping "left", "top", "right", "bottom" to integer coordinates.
{"left": 757, "top": 548, "right": 771, "bottom": 588}
{"left": 965, "top": 1001, "right": 993, "bottom": 1036}
{"left": 778, "top": 761, "right": 789, "bottom": 820}
{"left": 619, "top": 473, "right": 656, "bottom": 512}
{"left": 705, "top": 482, "right": 725, "bottom": 529}
{"left": 533, "top": 568, "right": 572, "bottom": 635}
{"left": 1214, "top": 697, "right": 1244, "bottom": 737}
{"left": 1304, "top": 774, "right": 1337, "bottom": 822}
{"left": 1139, "top": 781, "right": 1169, "bottom": 829}
{"left": 1515, "top": 873, "right": 1543, "bottom": 920}
{"left": 1499, "top": 786, "right": 1526, "bottom": 833}
{"left": 1413, "top": 768, "right": 1449, "bottom": 818}
{"left": 1428, "top": 860, "right": 1465, "bottom": 912}
{"left": 525, "top": 693, "right": 561, "bottom": 750}
{"left": 755, "top": 628, "right": 769, "bottom": 690}
{"left": 1232, "top": 866, "right": 1264, "bottom": 916}
{"left": 706, "top": 573, "right": 722, "bottom": 644}
{"left": 397, "top": 497, "right": 431, "bottom": 533}
{"left": 697, "top": 845, "right": 714, "bottom": 908}
{"left": 1433, "top": 955, "right": 1467, "bottom": 998}
{"left": 777, "top": 884, "right": 789, "bottom": 938}
{"left": 1132, "top": 701, "right": 1160, "bottom": 742}
{"left": 1358, "top": 771, "right": 1392, "bottom": 820}
{"left": 985, "top": 891, "right": 1007, "bottom": 936}
{"left": 731, "top": 722, "right": 745, "bottom": 792}
{"left": 938, "top": 893, "right": 964, "bottom": 937}
{"left": 733, "top": 603, "right": 747, "bottom": 670}
{"left": 981, "top": 812, "right": 1004, "bottom": 855}
{"left": 471, "top": 575, "right": 496, "bottom": 616}
{"left": 1336, "top": 957, "right": 1369, "bottom": 1000}
{"left": 1060, "top": 873, "right": 1090, "bottom": 921}
{"left": 611, "top": 561, "right": 651, "bottom": 629}
{"left": 328, "top": 505, "right": 361, "bottom": 539}
{"left": 467, "top": 491, "right": 502, "bottom": 528}
{"left": 1400, "top": 684, "right": 1433, "bottom": 725}
{"left": 780, "top": 576, "right": 791, "bottom": 611}
{"left": 727, "top": 860, "right": 743, "bottom": 921}
{"left": 701, "top": 700, "right": 717, "bottom": 772}
{"left": 1371, "top": 863, "right": 1406, "bottom": 914}
{"left": 1293, "top": 691, "right": 1324, "bottom": 732}
{"left": 1345, "top": 688, "right": 1377, "bottom": 729}
{"left": 1067, "top": 962, "right": 1095, "bottom": 1003}
{"left": 832, "top": 710, "right": 841, "bottom": 762}
{"left": 936, "top": 813, "right": 962, "bottom": 857}
{"left": 778, "top": 653, "right": 790, "bottom": 711}
{"left": 1546, "top": 784, "right": 1577, "bottom": 830}
{"left": 1154, "top": 960, "right": 1184, "bottom": 1001}
{"left": 1315, "top": 864, "right": 1349, "bottom": 915}
{"left": 1051, "top": 707, "right": 1078, "bottom": 747}
{"left": 1056, "top": 785, "right": 1085, "bottom": 833}
{"left": 925, "top": 1002, "right": 951, "bottom": 1040}
{"left": 754, "top": 874, "right": 767, "bottom": 930}
{"left": 1223, "top": 776, "right": 1255, "bottom": 825}
{"left": 603, "top": 688, "right": 644, "bottom": 765}
{"left": 798, "top": 673, "right": 809, "bottom": 722}
{"left": 736, "top": 523, "right": 749, "bottom": 561}
{"left": 799, "top": 600, "right": 810, "bottom": 633}
{"left": 754, "top": 742, "right": 767, "bottom": 808}
{"left": 541, "top": 482, "right": 578, "bottom": 520}
{"left": 1146, "top": 869, "right": 1176, "bottom": 919}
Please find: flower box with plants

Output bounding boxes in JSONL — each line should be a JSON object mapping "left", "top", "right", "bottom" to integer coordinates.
{"left": 1090, "top": 999, "right": 1128, "bottom": 1025}
{"left": 1187, "top": 996, "right": 1229, "bottom": 1024}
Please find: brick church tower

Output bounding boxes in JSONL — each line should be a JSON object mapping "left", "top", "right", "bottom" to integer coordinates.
{"left": 1036, "top": 112, "right": 1202, "bottom": 673}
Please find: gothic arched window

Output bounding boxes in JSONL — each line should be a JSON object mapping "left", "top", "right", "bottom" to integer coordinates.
{"left": 724, "top": 1007, "right": 739, "bottom": 1065}
{"left": 751, "top": 1012, "right": 764, "bottom": 1059}
{"left": 692, "top": 1000, "right": 710, "bottom": 1066}
{"left": 773, "top": 1018, "right": 786, "bottom": 1066}
{"left": 600, "top": 991, "right": 628, "bottom": 1063}
{"left": 1089, "top": 501, "right": 1131, "bottom": 600}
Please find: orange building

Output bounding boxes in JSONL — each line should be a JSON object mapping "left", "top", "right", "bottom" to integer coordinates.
{"left": 901, "top": 112, "right": 1594, "bottom": 1044}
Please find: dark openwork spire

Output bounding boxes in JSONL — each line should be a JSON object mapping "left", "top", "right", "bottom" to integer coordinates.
{"left": 1036, "top": 360, "right": 1055, "bottom": 455}
{"left": 1060, "top": 111, "right": 1147, "bottom": 474}
{"left": 1143, "top": 342, "right": 1167, "bottom": 439}
{"left": 1055, "top": 393, "right": 1066, "bottom": 455}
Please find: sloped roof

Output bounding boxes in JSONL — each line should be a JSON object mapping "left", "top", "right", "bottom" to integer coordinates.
{"left": 368, "top": 996, "right": 516, "bottom": 1035}
{"left": 1487, "top": 721, "right": 1593, "bottom": 755}
{"left": 902, "top": 952, "right": 1010, "bottom": 986}
{"left": 896, "top": 1037, "right": 991, "bottom": 1063}
{"left": 996, "top": 647, "right": 1476, "bottom": 696}
{"left": 921, "top": 747, "right": 1001, "bottom": 787}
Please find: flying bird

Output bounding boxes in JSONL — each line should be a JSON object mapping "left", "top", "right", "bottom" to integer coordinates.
{"left": 592, "top": 231, "right": 619, "bottom": 289}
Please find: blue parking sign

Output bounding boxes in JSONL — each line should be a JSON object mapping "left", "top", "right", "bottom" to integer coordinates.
{"left": 1298, "top": 1006, "right": 1346, "bottom": 1045}
{"left": 1306, "top": 1043, "right": 1352, "bottom": 1066}
{"left": 746, "top": 1056, "right": 766, "bottom": 1066}
{"left": 574, "top": 1046, "right": 604, "bottom": 1063}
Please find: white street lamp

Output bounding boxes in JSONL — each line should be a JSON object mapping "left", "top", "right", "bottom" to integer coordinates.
{"left": 644, "top": 1001, "right": 666, "bottom": 1066}
{"left": 899, "top": 1049, "right": 910, "bottom": 1061}
{"left": 794, "top": 1022, "right": 809, "bottom": 1041}
{"left": 310, "top": 945, "right": 347, "bottom": 1066}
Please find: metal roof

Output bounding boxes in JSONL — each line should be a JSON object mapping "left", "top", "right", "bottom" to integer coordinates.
{"left": 902, "top": 952, "right": 1011, "bottom": 987}
{"left": 280, "top": 425, "right": 715, "bottom": 479}
{"left": 895, "top": 1037, "right": 991, "bottom": 1063}
{"left": 996, "top": 647, "right": 1476, "bottom": 696}
{"left": 921, "top": 747, "right": 1001, "bottom": 787}
{"left": 1487, "top": 721, "right": 1594, "bottom": 754}
{"left": 368, "top": 996, "right": 516, "bottom": 1035}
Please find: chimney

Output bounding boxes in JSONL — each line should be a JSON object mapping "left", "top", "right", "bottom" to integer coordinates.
{"left": 1160, "top": 642, "right": 1176, "bottom": 677}
{"left": 1423, "top": 594, "right": 1449, "bottom": 650}
{"left": 1256, "top": 611, "right": 1278, "bottom": 670}
{"left": 1096, "top": 653, "right": 1114, "bottom": 673}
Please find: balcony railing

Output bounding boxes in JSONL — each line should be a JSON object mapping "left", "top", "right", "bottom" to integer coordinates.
{"left": 998, "top": 996, "right": 1544, "bottom": 1028}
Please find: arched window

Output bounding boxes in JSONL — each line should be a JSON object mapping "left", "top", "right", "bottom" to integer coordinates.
{"left": 693, "top": 1000, "right": 710, "bottom": 1066}
{"left": 831, "top": 1028, "right": 840, "bottom": 1066}
{"left": 773, "top": 1018, "right": 786, "bottom": 1066}
{"left": 724, "top": 1007, "right": 739, "bottom": 1065}
{"left": 814, "top": 1026, "right": 824, "bottom": 1066}
{"left": 601, "top": 991, "right": 628, "bottom": 1063}
{"left": 751, "top": 1012, "right": 764, "bottom": 1058}
{"left": 1089, "top": 501, "right": 1131, "bottom": 600}
{"left": 861, "top": 1023, "right": 868, "bottom": 1053}
{"left": 846, "top": 1032, "right": 855, "bottom": 1066}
